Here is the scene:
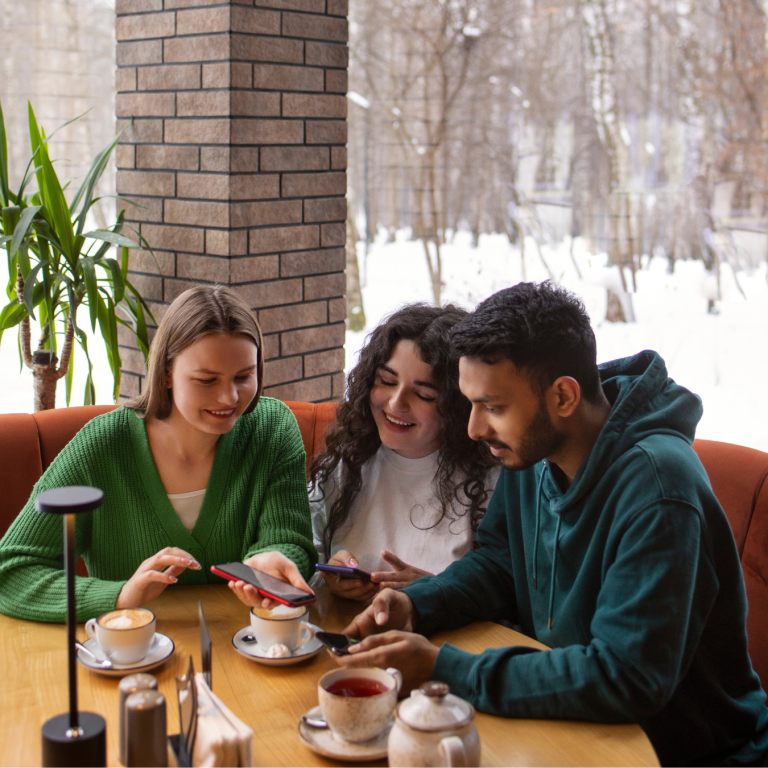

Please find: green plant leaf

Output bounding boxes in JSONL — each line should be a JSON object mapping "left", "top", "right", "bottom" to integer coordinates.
{"left": 64, "top": 311, "right": 74, "bottom": 406}
{"left": 0, "top": 99, "right": 9, "bottom": 207}
{"left": 84, "top": 230, "right": 140, "bottom": 249}
{"left": 10, "top": 204, "right": 41, "bottom": 257}
{"left": 80, "top": 256, "right": 98, "bottom": 331}
{"left": 0, "top": 300, "right": 27, "bottom": 331}
{"left": 102, "top": 257, "right": 125, "bottom": 303}
{"left": 28, "top": 104, "right": 76, "bottom": 265}
{"left": 0, "top": 235, "right": 11, "bottom": 245}
{"left": 21, "top": 260, "right": 50, "bottom": 319}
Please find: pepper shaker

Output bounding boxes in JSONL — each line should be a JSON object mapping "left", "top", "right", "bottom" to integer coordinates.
{"left": 118, "top": 673, "right": 158, "bottom": 765}
{"left": 125, "top": 690, "right": 167, "bottom": 767}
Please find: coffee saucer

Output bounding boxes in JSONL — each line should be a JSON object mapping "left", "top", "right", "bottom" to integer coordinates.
{"left": 298, "top": 705, "right": 391, "bottom": 762}
{"left": 232, "top": 624, "right": 323, "bottom": 667}
{"left": 76, "top": 633, "right": 174, "bottom": 677}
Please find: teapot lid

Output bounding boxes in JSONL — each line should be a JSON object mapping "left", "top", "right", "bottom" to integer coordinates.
{"left": 396, "top": 682, "right": 474, "bottom": 732}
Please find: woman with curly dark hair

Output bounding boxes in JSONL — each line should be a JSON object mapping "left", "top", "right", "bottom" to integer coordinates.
{"left": 309, "top": 303, "right": 499, "bottom": 601}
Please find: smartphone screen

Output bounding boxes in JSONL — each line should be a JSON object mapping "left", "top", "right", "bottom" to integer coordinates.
{"left": 211, "top": 562, "right": 316, "bottom": 606}
{"left": 315, "top": 563, "right": 373, "bottom": 582}
{"left": 315, "top": 631, "right": 360, "bottom": 655}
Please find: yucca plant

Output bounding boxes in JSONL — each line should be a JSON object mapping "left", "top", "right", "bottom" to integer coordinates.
{"left": 0, "top": 100, "right": 155, "bottom": 411}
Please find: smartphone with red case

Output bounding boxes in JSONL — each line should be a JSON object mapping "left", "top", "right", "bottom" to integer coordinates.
{"left": 211, "top": 562, "right": 316, "bottom": 607}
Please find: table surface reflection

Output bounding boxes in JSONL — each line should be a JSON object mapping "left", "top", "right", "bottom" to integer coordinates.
{"left": 0, "top": 584, "right": 659, "bottom": 767}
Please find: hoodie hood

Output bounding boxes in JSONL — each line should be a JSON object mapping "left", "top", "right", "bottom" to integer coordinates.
{"left": 532, "top": 350, "right": 703, "bottom": 630}
{"left": 549, "top": 349, "right": 703, "bottom": 512}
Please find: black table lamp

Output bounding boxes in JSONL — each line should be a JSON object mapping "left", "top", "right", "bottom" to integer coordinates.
{"left": 37, "top": 486, "right": 107, "bottom": 767}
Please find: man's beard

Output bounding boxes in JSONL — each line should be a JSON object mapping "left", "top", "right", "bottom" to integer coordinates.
{"left": 485, "top": 399, "right": 565, "bottom": 471}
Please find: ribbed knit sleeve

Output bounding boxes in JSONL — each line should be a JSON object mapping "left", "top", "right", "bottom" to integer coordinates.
{"left": 0, "top": 415, "right": 126, "bottom": 623}
{"left": 238, "top": 399, "right": 317, "bottom": 579}
{"left": 0, "top": 401, "right": 318, "bottom": 624}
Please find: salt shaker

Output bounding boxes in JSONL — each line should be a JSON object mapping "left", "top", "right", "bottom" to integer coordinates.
{"left": 125, "top": 689, "right": 167, "bottom": 767}
{"left": 118, "top": 673, "right": 158, "bottom": 765}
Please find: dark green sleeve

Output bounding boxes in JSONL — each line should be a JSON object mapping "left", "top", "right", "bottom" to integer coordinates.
{"left": 428, "top": 502, "right": 718, "bottom": 724}
{"left": 243, "top": 406, "right": 318, "bottom": 580}
{"left": 0, "top": 428, "right": 124, "bottom": 623}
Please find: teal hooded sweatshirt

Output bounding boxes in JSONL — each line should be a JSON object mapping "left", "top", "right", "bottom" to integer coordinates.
{"left": 404, "top": 351, "right": 768, "bottom": 766}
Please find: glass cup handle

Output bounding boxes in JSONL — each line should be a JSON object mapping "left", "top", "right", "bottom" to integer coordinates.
{"left": 386, "top": 667, "right": 403, "bottom": 694}
{"left": 296, "top": 622, "right": 315, "bottom": 648}
{"left": 85, "top": 618, "right": 98, "bottom": 642}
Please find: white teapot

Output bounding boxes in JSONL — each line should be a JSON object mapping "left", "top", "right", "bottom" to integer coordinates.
{"left": 388, "top": 682, "right": 481, "bottom": 767}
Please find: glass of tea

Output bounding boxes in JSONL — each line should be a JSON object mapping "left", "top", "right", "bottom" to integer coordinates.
{"left": 318, "top": 667, "right": 403, "bottom": 743}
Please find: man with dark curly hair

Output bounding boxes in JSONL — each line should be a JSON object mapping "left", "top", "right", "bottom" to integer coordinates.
{"left": 337, "top": 281, "right": 768, "bottom": 767}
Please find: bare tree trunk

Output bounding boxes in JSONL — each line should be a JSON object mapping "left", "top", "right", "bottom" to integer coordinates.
{"left": 346, "top": 208, "right": 366, "bottom": 332}
{"left": 421, "top": 238, "right": 442, "bottom": 307}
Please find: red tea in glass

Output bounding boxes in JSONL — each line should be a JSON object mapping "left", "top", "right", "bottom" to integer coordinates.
{"left": 325, "top": 677, "right": 390, "bottom": 698}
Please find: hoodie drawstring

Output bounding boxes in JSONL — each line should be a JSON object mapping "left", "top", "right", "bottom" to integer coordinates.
{"left": 532, "top": 463, "right": 547, "bottom": 591}
{"left": 532, "top": 462, "right": 561, "bottom": 630}
{"left": 548, "top": 512, "right": 562, "bottom": 630}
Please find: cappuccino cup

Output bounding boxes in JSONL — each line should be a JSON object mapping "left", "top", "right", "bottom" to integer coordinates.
{"left": 85, "top": 608, "right": 156, "bottom": 664}
{"left": 249, "top": 604, "right": 314, "bottom": 653}
{"left": 319, "top": 667, "right": 403, "bottom": 743}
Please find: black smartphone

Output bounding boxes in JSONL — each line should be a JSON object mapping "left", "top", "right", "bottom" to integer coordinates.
{"left": 211, "top": 562, "right": 316, "bottom": 607}
{"left": 315, "top": 563, "right": 373, "bottom": 582}
{"left": 315, "top": 631, "right": 361, "bottom": 656}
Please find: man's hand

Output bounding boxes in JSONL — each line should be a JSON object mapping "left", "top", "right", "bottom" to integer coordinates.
{"left": 229, "top": 551, "right": 313, "bottom": 609}
{"left": 116, "top": 547, "right": 201, "bottom": 608}
{"left": 335, "top": 631, "right": 439, "bottom": 693}
{"left": 371, "top": 550, "right": 433, "bottom": 590}
{"left": 321, "top": 550, "right": 380, "bottom": 601}
{"left": 342, "top": 588, "right": 417, "bottom": 638}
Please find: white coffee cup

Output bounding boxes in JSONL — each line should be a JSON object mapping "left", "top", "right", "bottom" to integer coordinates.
{"left": 85, "top": 608, "right": 156, "bottom": 664}
{"left": 319, "top": 667, "right": 403, "bottom": 743}
{"left": 249, "top": 604, "right": 314, "bottom": 653}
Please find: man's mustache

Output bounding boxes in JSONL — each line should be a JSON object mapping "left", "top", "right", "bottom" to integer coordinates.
{"left": 481, "top": 439, "right": 511, "bottom": 450}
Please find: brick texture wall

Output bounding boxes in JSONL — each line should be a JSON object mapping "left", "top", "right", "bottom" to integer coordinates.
{"left": 115, "top": 0, "right": 348, "bottom": 404}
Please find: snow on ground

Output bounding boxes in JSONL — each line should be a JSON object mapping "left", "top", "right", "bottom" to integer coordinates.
{"left": 347, "top": 230, "right": 768, "bottom": 453}
{"left": 2, "top": 229, "right": 766, "bottom": 452}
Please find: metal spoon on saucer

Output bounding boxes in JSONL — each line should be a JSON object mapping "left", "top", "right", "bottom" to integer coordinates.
{"left": 75, "top": 641, "right": 113, "bottom": 669}
{"left": 301, "top": 714, "right": 329, "bottom": 729}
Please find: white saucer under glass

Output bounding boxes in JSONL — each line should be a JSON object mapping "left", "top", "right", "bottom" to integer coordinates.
{"left": 231, "top": 623, "right": 323, "bottom": 666}
{"left": 298, "top": 705, "right": 392, "bottom": 761}
{"left": 76, "top": 632, "right": 174, "bottom": 677}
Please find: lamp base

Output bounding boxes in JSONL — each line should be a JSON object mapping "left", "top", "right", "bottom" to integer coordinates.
{"left": 42, "top": 712, "right": 106, "bottom": 767}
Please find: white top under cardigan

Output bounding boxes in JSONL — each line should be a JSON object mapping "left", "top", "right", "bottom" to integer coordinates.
{"left": 310, "top": 446, "right": 499, "bottom": 577}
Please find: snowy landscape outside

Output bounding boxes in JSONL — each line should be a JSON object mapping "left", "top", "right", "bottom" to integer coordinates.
{"left": 4, "top": 230, "right": 765, "bottom": 454}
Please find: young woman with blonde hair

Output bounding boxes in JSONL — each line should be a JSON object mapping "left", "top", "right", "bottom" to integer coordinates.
{"left": 0, "top": 285, "right": 316, "bottom": 622}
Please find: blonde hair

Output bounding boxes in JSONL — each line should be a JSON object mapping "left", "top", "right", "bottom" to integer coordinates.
{"left": 126, "top": 285, "right": 264, "bottom": 420}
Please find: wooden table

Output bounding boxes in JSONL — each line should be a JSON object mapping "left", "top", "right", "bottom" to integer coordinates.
{"left": 0, "top": 584, "right": 658, "bottom": 767}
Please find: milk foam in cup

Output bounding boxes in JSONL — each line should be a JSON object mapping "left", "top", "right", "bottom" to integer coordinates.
{"left": 85, "top": 608, "right": 156, "bottom": 664}
{"left": 249, "top": 603, "right": 314, "bottom": 653}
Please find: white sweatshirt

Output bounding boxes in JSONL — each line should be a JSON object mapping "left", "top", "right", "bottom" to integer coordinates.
{"left": 310, "top": 445, "right": 499, "bottom": 576}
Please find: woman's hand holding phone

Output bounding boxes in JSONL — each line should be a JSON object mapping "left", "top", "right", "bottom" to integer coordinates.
{"left": 370, "top": 550, "right": 433, "bottom": 590}
{"left": 228, "top": 551, "right": 313, "bottom": 609}
{"left": 321, "top": 550, "right": 379, "bottom": 601}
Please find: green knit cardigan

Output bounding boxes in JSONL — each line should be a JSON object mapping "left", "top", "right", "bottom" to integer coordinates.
{"left": 0, "top": 399, "right": 317, "bottom": 622}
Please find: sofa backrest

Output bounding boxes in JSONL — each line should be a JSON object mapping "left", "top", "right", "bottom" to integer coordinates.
{"left": 0, "top": 401, "right": 337, "bottom": 541}
{"left": 693, "top": 439, "right": 768, "bottom": 688}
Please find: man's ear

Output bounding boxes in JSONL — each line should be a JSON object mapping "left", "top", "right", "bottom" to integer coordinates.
{"left": 551, "top": 376, "right": 580, "bottom": 418}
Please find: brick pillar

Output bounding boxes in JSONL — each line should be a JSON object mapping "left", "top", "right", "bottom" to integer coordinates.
{"left": 115, "top": 0, "right": 348, "bottom": 403}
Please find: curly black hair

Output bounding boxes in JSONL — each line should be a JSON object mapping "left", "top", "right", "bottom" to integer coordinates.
{"left": 309, "top": 303, "right": 498, "bottom": 560}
